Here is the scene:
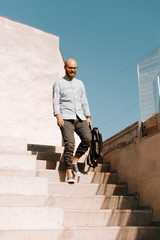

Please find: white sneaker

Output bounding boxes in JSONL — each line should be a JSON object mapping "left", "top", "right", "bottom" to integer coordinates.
{"left": 72, "top": 163, "right": 81, "bottom": 176}
{"left": 67, "top": 175, "right": 75, "bottom": 184}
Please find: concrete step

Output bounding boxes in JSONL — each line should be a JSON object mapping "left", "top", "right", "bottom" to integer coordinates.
{"left": 33, "top": 150, "right": 103, "bottom": 164}
{"left": 0, "top": 137, "right": 29, "bottom": 155}
{"left": 48, "top": 182, "right": 127, "bottom": 195}
{"left": 28, "top": 143, "right": 110, "bottom": 172}
{"left": 0, "top": 154, "right": 36, "bottom": 171}
{"left": 34, "top": 151, "right": 87, "bottom": 164}
{"left": 36, "top": 159, "right": 86, "bottom": 171}
{"left": 87, "top": 162, "right": 110, "bottom": 173}
{"left": 0, "top": 176, "right": 48, "bottom": 195}
{"left": 36, "top": 159, "right": 110, "bottom": 173}
{"left": 34, "top": 151, "right": 62, "bottom": 162}
{"left": 0, "top": 169, "right": 36, "bottom": 177}
{"left": 0, "top": 194, "right": 139, "bottom": 209}
{"left": 64, "top": 209, "right": 152, "bottom": 227}
{"left": 27, "top": 143, "right": 64, "bottom": 154}
{"left": 37, "top": 170, "right": 117, "bottom": 184}
{"left": 0, "top": 227, "right": 160, "bottom": 240}
{"left": 0, "top": 207, "right": 150, "bottom": 230}
{"left": 36, "top": 159, "right": 61, "bottom": 170}
{"left": 0, "top": 207, "right": 63, "bottom": 230}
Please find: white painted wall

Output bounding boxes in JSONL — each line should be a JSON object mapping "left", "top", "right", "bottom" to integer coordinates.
{"left": 0, "top": 16, "right": 65, "bottom": 145}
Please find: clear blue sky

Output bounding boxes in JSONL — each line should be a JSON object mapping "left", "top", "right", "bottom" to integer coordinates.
{"left": 1, "top": 0, "right": 160, "bottom": 140}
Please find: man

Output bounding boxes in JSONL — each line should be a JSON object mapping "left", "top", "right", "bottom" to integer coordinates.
{"left": 53, "top": 58, "right": 92, "bottom": 183}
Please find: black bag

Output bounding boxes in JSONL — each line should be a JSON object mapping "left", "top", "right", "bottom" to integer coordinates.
{"left": 87, "top": 127, "right": 103, "bottom": 168}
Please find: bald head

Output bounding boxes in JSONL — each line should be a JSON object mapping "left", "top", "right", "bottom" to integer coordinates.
{"left": 64, "top": 58, "right": 78, "bottom": 80}
{"left": 65, "top": 58, "right": 77, "bottom": 67}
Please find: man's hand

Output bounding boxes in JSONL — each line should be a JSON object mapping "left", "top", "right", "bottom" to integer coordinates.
{"left": 56, "top": 114, "right": 64, "bottom": 128}
{"left": 86, "top": 117, "right": 92, "bottom": 127}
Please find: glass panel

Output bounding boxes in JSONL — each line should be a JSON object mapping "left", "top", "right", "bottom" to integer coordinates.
{"left": 138, "top": 46, "right": 160, "bottom": 121}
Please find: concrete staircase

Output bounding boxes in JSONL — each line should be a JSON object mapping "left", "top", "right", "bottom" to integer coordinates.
{"left": 0, "top": 139, "right": 160, "bottom": 240}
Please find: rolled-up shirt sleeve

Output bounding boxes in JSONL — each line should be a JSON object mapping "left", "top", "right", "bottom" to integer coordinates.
{"left": 52, "top": 81, "right": 60, "bottom": 116}
{"left": 81, "top": 83, "right": 91, "bottom": 117}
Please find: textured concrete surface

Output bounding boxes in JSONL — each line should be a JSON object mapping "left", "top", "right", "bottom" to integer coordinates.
{"left": 142, "top": 113, "right": 160, "bottom": 136}
{"left": 0, "top": 16, "right": 64, "bottom": 146}
{"left": 64, "top": 209, "right": 151, "bottom": 227}
{"left": 0, "top": 137, "right": 29, "bottom": 155}
{"left": 36, "top": 170, "right": 117, "bottom": 184}
{"left": 0, "top": 207, "right": 63, "bottom": 230}
{"left": 0, "top": 194, "right": 139, "bottom": 210}
{"left": 0, "top": 140, "right": 158, "bottom": 239}
{"left": 0, "top": 154, "right": 36, "bottom": 171}
{"left": 0, "top": 170, "right": 36, "bottom": 177}
{"left": 48, "top": 182, "right": 126, "bottom": 195}
{"left": 103, "top": 119, "right": 160, "bottom": 221}
{"left": 0, "top": 227, "right": 160, "bottom": 240}
{"left": 0, "top": 176, "right": 48, "bottom": 195}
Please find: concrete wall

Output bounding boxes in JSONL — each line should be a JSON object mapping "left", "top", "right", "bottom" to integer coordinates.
{"left": 0, "top": 16, "right": 65, "bottom": 146}
{"left": 103, "top": 118, "right": 160, "bottom": 222}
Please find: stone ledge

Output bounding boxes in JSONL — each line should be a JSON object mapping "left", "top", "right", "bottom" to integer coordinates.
{"left": 142, "top": 113, "right": 160, "bottom": 137}
{"left": 103, "top": 121, "right": 141, "bottom": 155}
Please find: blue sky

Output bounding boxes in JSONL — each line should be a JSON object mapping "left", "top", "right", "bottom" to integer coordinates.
{"left": 0, "top": 0, "right": 160, "bottom": 140}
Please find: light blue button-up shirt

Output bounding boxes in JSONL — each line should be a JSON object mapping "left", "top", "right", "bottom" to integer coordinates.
{"left": 53, "top": 76, "right": 91, "bottom": 120}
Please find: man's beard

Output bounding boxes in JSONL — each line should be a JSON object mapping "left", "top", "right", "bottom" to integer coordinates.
{"left": 66, "top": 70, "right": 75, "bottom": 79}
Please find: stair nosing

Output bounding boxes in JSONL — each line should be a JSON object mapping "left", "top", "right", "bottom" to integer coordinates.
{"left": 64, "top": 209, "right": 152, "bottom": 213}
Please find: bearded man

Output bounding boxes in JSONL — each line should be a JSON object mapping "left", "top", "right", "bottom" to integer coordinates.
{"left": 53, "top": 58, "right": 92, "bottom": 183}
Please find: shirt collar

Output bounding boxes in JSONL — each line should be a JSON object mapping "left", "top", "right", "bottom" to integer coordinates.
{"left": 64, "top": 76, "right": 75, "bottom": 81}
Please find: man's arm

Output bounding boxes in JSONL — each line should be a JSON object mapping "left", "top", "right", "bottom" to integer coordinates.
{"left": 81, "top": 83, "right": 92, "bottom": 126}
{"left": 56, "top": 114, "right": 64, "bottom": 128}
{"left": 53, "top": 81, "right": 64, "bottom": 128}
{"left": 86, "top": 116, "right": 92, "bottom": 127}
